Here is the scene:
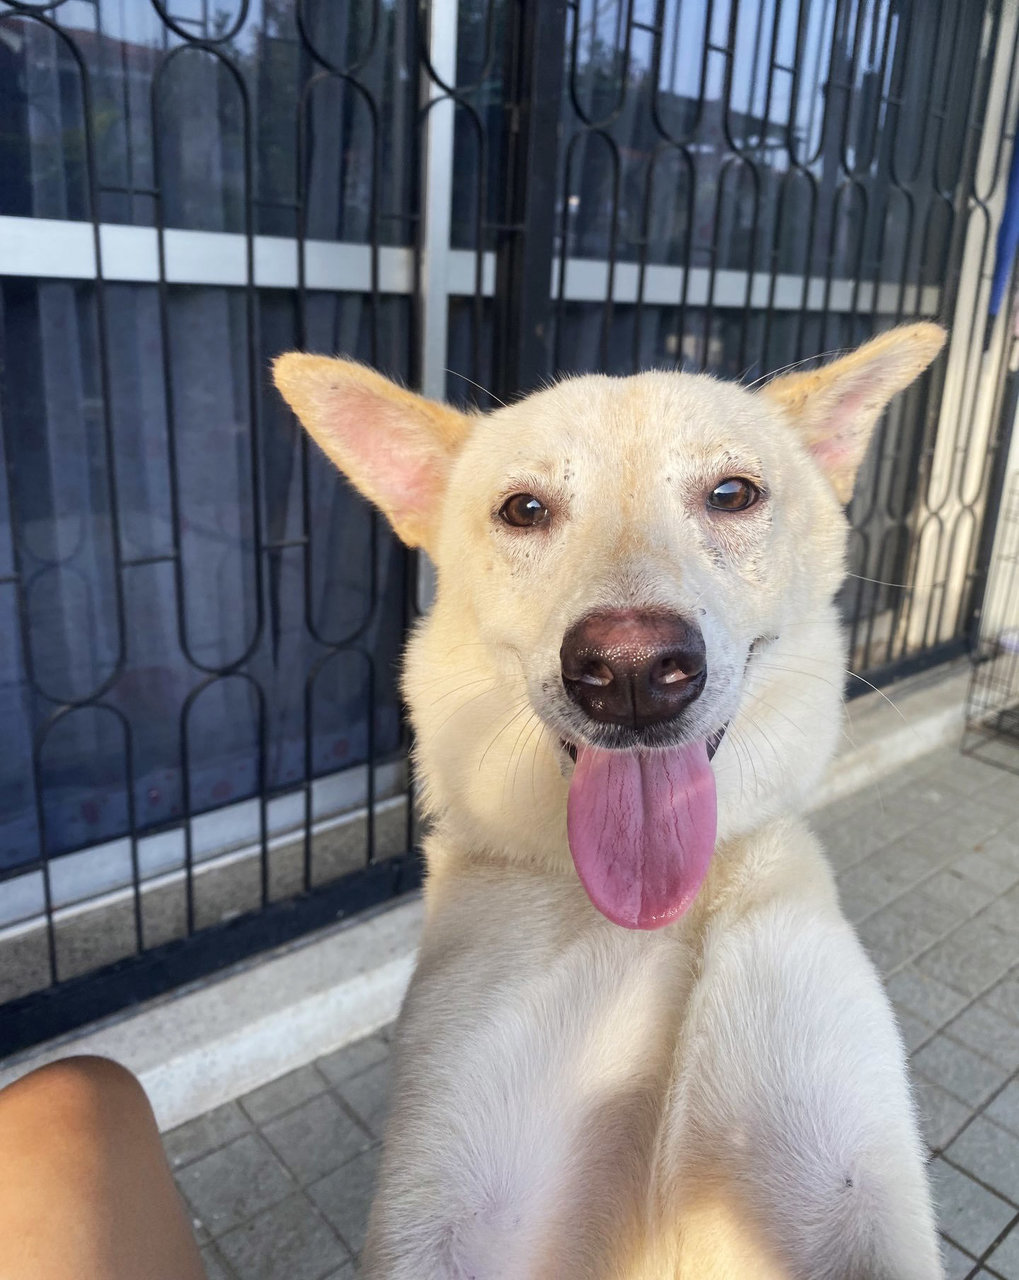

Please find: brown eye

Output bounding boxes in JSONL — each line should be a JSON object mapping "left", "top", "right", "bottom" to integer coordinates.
{"left": 499, "top": 493, "right": 550, "bottom": 528}
{"left": 708, "top": 477, "right": 760, "bottom": 512}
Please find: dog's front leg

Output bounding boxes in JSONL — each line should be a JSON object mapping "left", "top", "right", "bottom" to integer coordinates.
{"left": 666, "top": 896, "right": 943, "bottom": 1280}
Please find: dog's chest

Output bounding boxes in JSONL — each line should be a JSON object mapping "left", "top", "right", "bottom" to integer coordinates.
{"left": 392, "top": 889, "right": 700, "bottom": 1277}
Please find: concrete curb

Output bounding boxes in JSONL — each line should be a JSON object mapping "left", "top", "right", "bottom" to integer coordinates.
{"left": 0, "top": 664, "right": 969, "bottom": 1130}
{"left": 0, "top": 898, "right": 422, "bottom": 1131}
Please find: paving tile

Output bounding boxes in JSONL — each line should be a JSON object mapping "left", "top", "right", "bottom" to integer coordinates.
{"left": 836, "top": 875, "right": 890, "bottom": 924}
{"left": 888, "top": 966, "right": 970, "bottom": 1028}
{"left": 929, "top": 1157, "right": 1015, "bottom": 1256}
{"left": 875, "top": 839, "right": 945, "bottom": 893}
{"left": 175, "top": 1133, "right": 295, "bottom": 1236}
{"left": 262, "top": 1091, "right": 375, "bottom": 1185}
{"left": 883, "top": 827, "right": 961, "bottom": 882}
{"left": 814, "top": 788, "right": 888, "bottom": 831}
{"left": 978, "top": 785, "right": 1019, "bottom": 823}
{"left": 915, "top": 923, "right": 1016, "bottom": 999}
{"left": 898, "top": 1010, "right": 935, "bottom": 1053}
{"left": 316, "top": 1032, "right": 390, "bottom": 1088}
{"left": 988, "top": 1082, "right": 1019, "bottom": 1138}
{"left": 981, "top": 823, "right": 1019, "bottom": 871}
{"left": 921, "top": 869, "right": 1000, "bottom": 921}
{"left": 913, "top": 1036, "right": 1009, "bottom": 1108}
{"left": 163, "top": 1101, "right": 252, "bottom": 1169}
{"left": 858, "top": 903, "right": 939, "bottom": 972}
{"left": 946, "top": 1005, "right": 1019, "bottom": 1072}
{"left": 979, "top": 895, "right": 1019, "bottom": 941}
{"left": 952, "top": 854, "right": 1019, "bottom": 897}
{"left": 216, "top": 1193, "right": 350, "bottom": 1280}
{"left": 819, "top": 823, "right": 888, "bottom": 875}
{"left": 984, "top": 973, "right": 1019, "bottom": 1027}
{"left": 240, "top": 1064, "right": 328, "bottom": 1125}
{"left": 889, "top": 820, "right": 968, "bottom": 867}
{"left": 981, "top": 898, "right": 1019, "bottom": 944}
{"left": 335, "top": 1058, "right": 392, "bottom": 1140}
{"left": 939, "top": 1236, "right": 979, "bottom": 1280}
{"left": 946, "top": 1116, "right": 1019, "bottom": 1204}
{"left": 933, "top": 799, "right": 1015, "bottom": 852}
{"left": 912, "top": 1073, "right": 974, "bottom": 1152}
{"left": 886, "top": 779, "right": 967, "bottom": 826}
{"left": 200, "top": 1244, "right": 235, "bottom": 1280}
{"left": 308, "top": 1144, "right": 380, "bottom": 1254}
{"left": 925, "top": 754, "right": 1009, "bottom": 797}
{"left": 892, "top": 888, "right": 974, "bottom": 942}
{"left": 836, "top": 858, "right": 907, "bottom": 922}
{"left": 986, "top": 1219, "right": 1019, "bottom": 1279}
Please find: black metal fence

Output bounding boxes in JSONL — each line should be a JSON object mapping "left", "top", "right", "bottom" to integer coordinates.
{"left": 0, "top": 0, "right": 1015, "bottom": 1055}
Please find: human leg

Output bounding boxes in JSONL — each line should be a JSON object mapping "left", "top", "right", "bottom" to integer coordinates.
{"left": 0, "top": 1055, "right": 205, "bottom": 1280}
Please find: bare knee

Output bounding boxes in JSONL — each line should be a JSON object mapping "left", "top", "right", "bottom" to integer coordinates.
{"left": 1, "top": 1056, "right": 152, "bottom": 1133}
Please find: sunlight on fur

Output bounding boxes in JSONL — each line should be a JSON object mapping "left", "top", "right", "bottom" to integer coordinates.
{"left": 274, "top": 324, "right": 947, "bottom": 1279}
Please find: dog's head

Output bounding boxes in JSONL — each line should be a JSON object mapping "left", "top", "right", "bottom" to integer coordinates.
{"left": 274, "top": 325, "right": 945, "bottom": 929}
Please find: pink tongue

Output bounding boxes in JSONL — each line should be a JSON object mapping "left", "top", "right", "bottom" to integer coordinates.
{"left": 566, "top": 743, "right": 717, "bottom": 930}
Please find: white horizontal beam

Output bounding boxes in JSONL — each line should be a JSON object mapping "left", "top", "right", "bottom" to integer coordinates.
{"left": 0, "top": 216, "right": 416, "bottom": 293}
{"left": 553, "top": 257, "right": 941, "bottom": 316}
{"left": 0, "top": 217, "right": 938, "bottom": 315}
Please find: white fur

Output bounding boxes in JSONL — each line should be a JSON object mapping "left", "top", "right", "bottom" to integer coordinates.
{"left": 273, "top": 330, "right": 946, "bottom": 1279}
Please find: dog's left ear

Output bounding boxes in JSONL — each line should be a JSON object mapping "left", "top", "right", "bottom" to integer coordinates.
{"left": 272, "top": 354, "right": 473, "bottom": 550}
{"left": 761, "top": 322, "right": 947, "bottom": 503}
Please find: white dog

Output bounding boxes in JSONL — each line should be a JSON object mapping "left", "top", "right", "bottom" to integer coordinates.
{"left": 274, "top": 323, "right": 947, "bottom": 1279}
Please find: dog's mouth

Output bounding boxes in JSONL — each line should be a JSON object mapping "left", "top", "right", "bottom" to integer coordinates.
{"left": 559, "top": 723, "right": 726, "bottom": 764}
{"left": 552, "top": 638, "right": 773, "bottom": 934}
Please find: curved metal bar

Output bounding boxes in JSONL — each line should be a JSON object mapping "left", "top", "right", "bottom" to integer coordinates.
{"left": 649, "top": 0, "right": 709, "bottom": 145}
{"left": 0, "top": 0, "right": 69, "bottom": 10}
{"left": 0, "top": 11, "right": 130, "bottom": 713}
{"left": 296, "top": 0, "right": 380, "bottom": 77}
{"left": 150, "top": 41, "right": 265, "bottom": 676}
{"left": 33, "top": 701, "right": 141, "bottom": 968}
{"left": 179, "top": 670, "right": 268, "bottom": 930}
{"left": 150, "top": 0, "right": 251, "bottom": 47}
{"left": 566, "top": 0, "right": 634, "bottom": 130}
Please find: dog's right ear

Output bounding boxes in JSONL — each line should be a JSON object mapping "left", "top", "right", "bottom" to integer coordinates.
{"left": 272, "top": 354, "right": 473, "bottom": 550}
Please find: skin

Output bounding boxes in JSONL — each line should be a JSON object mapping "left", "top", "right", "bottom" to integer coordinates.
{"left": 0, "top": 1056, "right": 205, "bottom": 1280}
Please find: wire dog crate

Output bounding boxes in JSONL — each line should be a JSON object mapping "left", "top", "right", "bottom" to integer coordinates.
{"left": 965, "top": 470, "right": 1019, "bottom": 773}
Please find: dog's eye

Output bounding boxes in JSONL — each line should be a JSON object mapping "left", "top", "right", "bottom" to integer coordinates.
{"left": 707, "top": 477, "right": 760, "bottom": 512}
{"left": 499, "top": 493, "right": 550, "bottom": 528}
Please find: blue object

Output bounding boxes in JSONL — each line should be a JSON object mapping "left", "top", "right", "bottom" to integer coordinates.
{"left": 990, "top": 138, "right": 1019, "bottom": 316}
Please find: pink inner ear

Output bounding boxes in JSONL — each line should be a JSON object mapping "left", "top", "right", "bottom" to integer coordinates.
{"left": 809, "top": 383, "right": 873, "bottom": 476}
{"left": 330, "top": 390, "right": 446, "bottom": 528}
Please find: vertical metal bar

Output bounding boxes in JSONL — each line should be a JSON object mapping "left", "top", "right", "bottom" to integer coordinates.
{"left": 420, "top": 0, "right": 459, "bottom": 400}
{"left": 493, "top": 0, "right": 568, "bottom": 398}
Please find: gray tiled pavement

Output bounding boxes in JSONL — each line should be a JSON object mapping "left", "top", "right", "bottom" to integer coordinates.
{"left": 164, "top": 743, "right": 1019, "bottom": 1279}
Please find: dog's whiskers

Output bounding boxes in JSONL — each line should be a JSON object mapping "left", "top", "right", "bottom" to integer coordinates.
{"left": 845, "top": 571, "right": 912, "bottom": 589}
{"left": 506, "top": 705, "right": 542, "bottom": 804}
{"left": 844, "top": 670, "right": 906, "bottom": 721}
{"left": 444, "top": 369, "right": 509, "bottom": 409}
{"left": 426, "top": 675, "right": 496, "bottom": 706}
{"left": 430, "top": 680, "right": 499, "bottom": 736}
{"left": 478, "top": 698, "right": 533, "bottom": 774}
{"left": 743, "top": 689, "right": 809, "bottom": 740}
{"left": 526, "top": 715, "right": 551, "bottom": 803}
{"left": 743, "top": 347, "right": 851, "bottom": 391}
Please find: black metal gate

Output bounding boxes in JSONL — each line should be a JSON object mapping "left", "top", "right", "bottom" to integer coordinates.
{"left": 0, "top": 0, "right": 1016, "bottom": 1055}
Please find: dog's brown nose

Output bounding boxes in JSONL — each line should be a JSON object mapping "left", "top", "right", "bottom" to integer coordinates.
{"left": 560, "top": 610, "right": 706, "bottom": 729}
